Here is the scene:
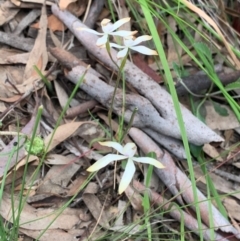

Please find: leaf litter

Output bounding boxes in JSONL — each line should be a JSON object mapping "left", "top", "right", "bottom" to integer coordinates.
{"left": 0, "top": 0, "right": 239, "bottom": 240}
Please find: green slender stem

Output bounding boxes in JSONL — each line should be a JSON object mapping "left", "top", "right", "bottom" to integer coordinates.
{"left": 120, "top": 107, "right": 138, "bottom": 143}
{"left": 106, "top": 41, "right": 129, "bottom": 142}
{"left": 14, "top": 105, "right": 43, "bottom": 237}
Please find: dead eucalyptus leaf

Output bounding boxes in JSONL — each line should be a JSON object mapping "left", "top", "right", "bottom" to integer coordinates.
{"left": 44, "top": 121, "right": 97, "bottom": 152}
{"left": 22, "top": 4, "right": 48, "bottom": 92}
{"left": 0, "top": 193, "right": 81, "bottom": 230}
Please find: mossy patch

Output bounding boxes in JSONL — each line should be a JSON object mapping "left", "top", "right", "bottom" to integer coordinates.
{"left": 25, "top": 136, "right": 45, "bottom": 156}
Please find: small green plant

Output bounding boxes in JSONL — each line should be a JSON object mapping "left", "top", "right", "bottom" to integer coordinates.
{"left": 24, "top": 136, "right": 45, "bottom": 156}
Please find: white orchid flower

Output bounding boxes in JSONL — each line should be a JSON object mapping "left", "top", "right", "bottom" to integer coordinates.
{"left": 78, "top": 18, "right": 137, "bottom": 46}
{"left": 87, "top": 141, "right": 164, "bottom": 194}
{"left": 110, "top": 35, "right": 158, "bottom": 59}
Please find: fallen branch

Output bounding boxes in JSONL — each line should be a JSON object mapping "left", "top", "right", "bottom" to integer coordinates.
{"left": 176, "top": 70, "right": 240, "bottom": 96}
{"left": 51, "top": 4, "right": 223, "bottom": 146}
{"left": 128, "top": 127, "right": 240, "bottom": 240}
{"left": 0, "top": 31, "right": 34, "bottom": 52}
{"left": 128, "top": 180, "right": 230, "bottom": 241}
{"left": 50, "top": 47, "right": 187, "bottom": 158}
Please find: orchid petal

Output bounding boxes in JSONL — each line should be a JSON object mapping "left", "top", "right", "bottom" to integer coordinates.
{"left": 110, "top": 17, "right": 131, "bottom": 32}
{"left": 132, "top": 157, "right": 164, "bottom": 169}
{"left": 101, "top": 19, "right": 112, "bottom": 33}
{"left": 96, "top": 35, "right": 108, "bottom": 46}
{"left": 118, "top": 159, "right": 135, "bottom": 194}
{"left": 122, "top": 143, "right": 137, "bottom": 157}
{"left": 99, "top": 44, "right": 107, "bottom": 48}
{"left": 102, "top": 24, "right": 112, "bottom": 33}
{"left": 130, "top": 46, "right": 158, "bottom": 55}
{"left": 101, "top": 19, "right": 111, "bottom": 26}
{"left": 111, "top": 30, "right": 137, "bottom": 37}
{"left": 99, "top": 141, "right": 124, "bottom": 154}
{"left": 123, "top": 38, "right": 134, "bottom": 47}
{"left": 117, "top": 48, "right": 128, "bottom": 59}
{"left": 132, "top": 35, "right": 152, "bottom": 45}
{"left": 77, "top": 28, "right": 102, "bottom": 36}
{"left": 87, "top": 154, "right": 126, "bottom": 172}
{"left": 109, "top": 43, "right": 124, "bottom": 49}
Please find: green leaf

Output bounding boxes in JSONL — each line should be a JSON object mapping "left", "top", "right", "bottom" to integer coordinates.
{"left": 34, "top": 65, "right": 53, "bottom": 93}
{"left": 194, "top": 42, "right": 213, "bottom": 66}
{"left": 121, "top": 159, "right": 127, "bottom": 169}
{"left": 190, "top": 144, "right": 203, "bottom": 159}
{"left": 172, "top": 62, "right": 189, "bottom": 78}
{"left": 211, "top": 101, "right": 229, "bottom": 116}
{"left": 225, "top": 80, "right": 240, "bottom": 91}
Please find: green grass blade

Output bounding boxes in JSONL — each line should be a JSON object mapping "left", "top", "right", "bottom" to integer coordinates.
{"left": 137, "top": 1, "right": 204, "bottom": 240}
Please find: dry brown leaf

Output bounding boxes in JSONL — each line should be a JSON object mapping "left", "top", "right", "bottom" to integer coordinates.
{"left": 188, "top": 162, "right": 240, "bottom": 200}
{"left": 0, "top": 95, "right": 22, "bottom": 103}
{"left": 10, "top": 0, "right": 20, "bottom": 6}
{"left": 44, "top": 121, "right": 96, "bottom": 152}
{"left": 37, "top": 160, "right": 82, "bottom": 195}
{"left": 0, "top": 192, "right": 81, "bottom": 230}
{"left": 6, "top": 53, "right": 29, "bottom": 64}
{"left": 49, "top": 28, "right": 62, "bottom": 47}
{"left": 68, "top": 0, "right": 88, "bottom": 17}
{"left": 15, "top": 155, "right": 39, "bottom": 170}
{"left": 0, "top": 114, "right": 37, "bottom": 178}
{"left": 114, "top": 200, "right": 126, "bottom": 226}
{"left": 0, "top": 102, "right": 6, "bottom": 112}
{"left": 19, "top": 228, "right": 80, "bottom": 241}
{"left": 67, "top": 173, "right": 88, "bottom": 196}
{"left": 124, "top": 182, "right": 144, "bottom": 211}
{"left": 41, "top": 88, "right": 60, "bottom": 122}
{"left": 63, "top": 140, "right": 103, "bottom": 161}
{"left": 223, "top": 197, "right": 240, "bottom": 221}
{"left": 118, "top": 2, "right": 130, "bottom": 31}
{"left": 7, "top": 67, "right": 25, "bottom": 85}
{"left": 22, "top": 4, "right": 48, "bottom": 89}
{"left": 31, "top": 14, "right": 66, "bottom": 32}
{"left": 83, "top": 182, "right": 110, "bottom": 229}
{"left": 54, "top": 80, "right": 69, "bottom": 109}
{"left": 78, "top": 122, "right": 105, "bottom": 144}
{"left": 4, "top": 166, "right": 25, "bottom": 186}
{"left": 112, "top": 3, "right": 130, "bottom": 45}
{"left": 167, "top": 16, "right": 180, "bottom": 64}
{"left": 48, "top": 14, "right": 66, "bottom": 32}
{"left": 45, "top": 154, "right": 78, "bottom": 165}
{"left": 0, "top": 66, "right": 25, "bottom": 98}
{"left": 0, "top": 1, "right": 19, "bottom": 26}
{"left": 232, "top": 161, "right": 240, "bottom": 169}
{"left": 59, "top": 0, "right": 77, "bottom": 10}
{"left": 203, "top": 143, "right": 223, "bottom": 162}
{"left": 13, "top": 165, "right": 40, "bottom": 193}
{"left": 0, "top": 155, "right": 38, "bottom": 187}
{"left": 19, "top": 0, "right": 53, "bottom": 5}
{"left": 204, "top": 101, "right": 240, "bottom": 130}
{"left": 0, "top": 49, "right": 26, "bottom": 64}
